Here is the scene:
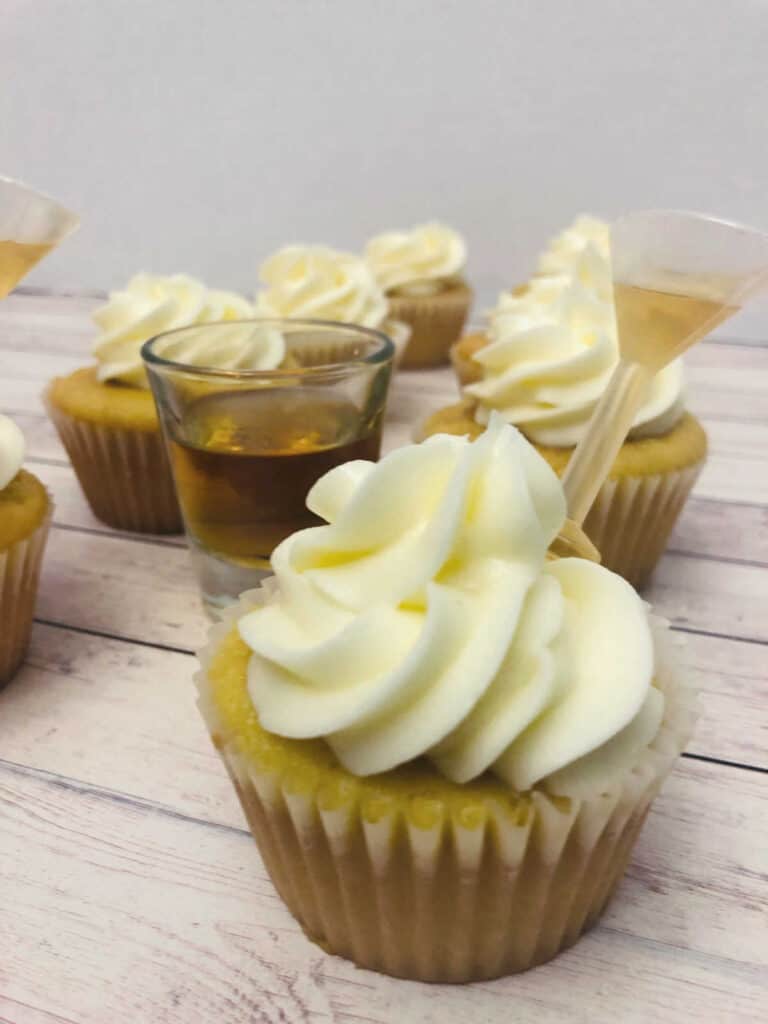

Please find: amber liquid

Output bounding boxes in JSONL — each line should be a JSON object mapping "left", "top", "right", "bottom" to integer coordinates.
{"left": 613, "top": 281, "right": 738, "bottom": 368}
{"left": 0, "top": 239, "right": 55, "bottom": 299}
{"left": 167, "top": 388, "right": 382, "bottom": 565}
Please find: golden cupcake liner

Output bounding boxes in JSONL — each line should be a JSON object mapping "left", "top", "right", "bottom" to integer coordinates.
{"left": 0, "top": 500, "right": 52, "bottom": 688}
{"left": 285, "top": 319, "right": 410, "bottom": 371}
{"left": 387, "top": 284, "right": 472, "bottom": 369}
{"left": 575, "top": 461, "right": 704, "bottom": 589}
{"left": 46, "top": 400, "right": 182, "bottom": 534}
{"left": 196, "top": 587, "right": 695, "bottom": 982}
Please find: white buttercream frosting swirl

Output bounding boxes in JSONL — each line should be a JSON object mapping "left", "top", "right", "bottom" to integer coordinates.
{"left": 0, "top": 414, "right": 25, "bottom": 490}
{"left": 365, "top": 222, "right": 467, "bottom": 295}
{"left": 467, "top": 216, "right": 685, "bottom": 447}
{"left": 255, "top": 246, "right": 387, "bottom": 328}
{"left": 93, "top": 273, "right": 259, "bottom": 388}
{"left": 237, "top": 418, "right": 662, "bottom": 792}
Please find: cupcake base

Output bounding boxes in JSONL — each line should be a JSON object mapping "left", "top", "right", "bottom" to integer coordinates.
{"left": 418, "top": 402, "right": 707, "bottom": 588}
{"left": 46, "top": 399, "right": 182, "bottom": 534}
{"left": 196, "top": 589, "right": 694, "bottom": 983}
{"left": 0, "top": 501, "right": 52, "bottom": 687}
{"left": 387, "top": 284, "right": 472, "bottom": 369}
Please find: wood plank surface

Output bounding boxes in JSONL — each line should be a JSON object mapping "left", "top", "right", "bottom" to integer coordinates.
{"left": 1, "top": 760, "right": 766, "bottom": 1024}
{"left": 1, "top": 292, "right": 766, "bottom": 1024}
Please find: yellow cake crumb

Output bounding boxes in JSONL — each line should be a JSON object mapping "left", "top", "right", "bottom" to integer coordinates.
{"left": 0, "top": 470, "right": 49, "bottom": 551}
{"left": 46, "top": 366, "right": 160, "bottom": 432}
{"left": 205, "top": 625, "right": 529, "bottom": 826}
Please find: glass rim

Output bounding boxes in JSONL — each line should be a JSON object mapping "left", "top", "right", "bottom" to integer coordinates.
{"left": 141, "top": 317, "right": 396, "bottom": 379}
{"left": 0, "top": 174, "right": 80, "bottom": 225}
{"left": 613, "top": 207, "right": 768, "bottom": 239}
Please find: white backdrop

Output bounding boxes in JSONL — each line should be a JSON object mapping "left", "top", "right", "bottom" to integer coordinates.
{"left": 4, "top": 0, "right": 768, "bottom": 335}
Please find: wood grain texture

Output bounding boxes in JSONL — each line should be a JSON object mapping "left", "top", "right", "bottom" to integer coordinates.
{"left": 33, "top": 518, "right": 768, "bottom": 653}
{"left": 1, "top": 292, "right": 767, "bottom": 1023}
{"left": 0, "top": 621, "right": 763, "bottom": 838}
{"left": 1, "top": 760, "right": 766, "bottom": 1024}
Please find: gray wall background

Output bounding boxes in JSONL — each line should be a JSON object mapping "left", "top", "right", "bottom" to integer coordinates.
{"left": 4, "top": 0, "right": 768, "bottom": 335}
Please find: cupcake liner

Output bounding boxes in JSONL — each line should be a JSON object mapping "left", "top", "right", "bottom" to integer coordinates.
{"left": 387, "top": 284, "right": 472, "bottom": 369}
{"left": 46, "top": 399, "right": 182, "bottom": 534}
{"left": 284, "top": 320, "right": 409, "bottom": 371}
{"left": 0, "top": 499, "right": 52, "bottom": 688}
{"left": 196, "top": 587, "right": 695, "bottom": 982}
{"left": 579, "top": 461, "right": 704, "bottom": 588}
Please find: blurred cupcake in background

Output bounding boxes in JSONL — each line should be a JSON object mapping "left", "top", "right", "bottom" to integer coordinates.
{"left": 426, "top": 215, "right": 707, "bottom": 587}
{"left": 254, "top": 245, "right": 410, "bottom": 361}
{"left": 365, "top": 222, "right": 472, "bottom": 368}
{"left": 46, "top": 273, "right": 276, "bottom": 534}
{"left": 0, "top": 414, "right": 52, "bottom": 686}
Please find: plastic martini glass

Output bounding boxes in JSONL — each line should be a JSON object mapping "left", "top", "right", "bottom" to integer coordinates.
{"left": 0, "top": 176, "right": 80, "bottom": 299}
{"left": 550, "top": 210, "right": 768, "bottom": 562}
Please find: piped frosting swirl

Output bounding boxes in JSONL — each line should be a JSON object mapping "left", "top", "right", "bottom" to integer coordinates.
{"left": 466, "top": 216, "right": 685, "bottom": 447}
{"left": 238, "top": 418, "right": 662, "bottom": 792}
{"left": 365, "top": 222, "right": 466, "bottom": 295}
{"left": 93, "top": 273, "right": 260, "bottom": 388}
{"left": 255, "top": 246, "right": 388, "bottom": 328}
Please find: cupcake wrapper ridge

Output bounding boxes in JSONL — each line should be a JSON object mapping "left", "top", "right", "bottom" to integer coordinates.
{"left": 46, "top": 398, "right": 182, "bottom": 534}
{"left": 582, "top": 462, "right": 704, "bottom": 588}
{"left": 0, "top": 500, "right": 52, "bottom": 687}
{"left": 388, "top": 285, "right": 472, "bottom": 369}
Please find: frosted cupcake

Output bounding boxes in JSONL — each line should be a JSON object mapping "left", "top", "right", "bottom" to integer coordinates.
{"left": 0, "top": 415, "right": 52, "bottom": 686}
{"left": 254, "top": 245, "right": 410, "bottom": 361}
{"left": 45, "top": 273, "right": 279, "bottom": 534}
{"left": 196, "top": 418, "right": 695, "bottom": 982}
{"left": 433, "top": 216, "right": 707, "bottom": 586}
{"left": 365, "top": 222, "right": 472, "bottom": 368}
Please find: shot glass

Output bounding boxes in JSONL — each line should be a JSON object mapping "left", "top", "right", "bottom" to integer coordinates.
{"left": 142, "top": 319, "right": 394, "bottom": 614}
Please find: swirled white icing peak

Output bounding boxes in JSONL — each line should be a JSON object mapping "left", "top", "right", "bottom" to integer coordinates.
{"left": 238, "top": 417, "right": 660, "bottom": 792}
{"left": 254, "top": 246, "right": 388, "bottom": 328}
{"left": 365, "top": 222, "right": 466, "bottom": 294}
{"left": 93, "top": 273, "right": 258, "bottom": 388}
{"left": 467, "top": 216, "right": 685, "bottom": 446}
{"left": 0, "top": 414, "right": 25, "bottom": 490}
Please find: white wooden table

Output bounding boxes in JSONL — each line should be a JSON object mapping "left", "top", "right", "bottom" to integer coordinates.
{"left": 1, "top": 292, "right": 766, "bottom": 1024}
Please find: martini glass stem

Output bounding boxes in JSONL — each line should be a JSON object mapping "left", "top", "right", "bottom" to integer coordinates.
{"left": 562, "top": 359, "right": 653, "bottom": 525}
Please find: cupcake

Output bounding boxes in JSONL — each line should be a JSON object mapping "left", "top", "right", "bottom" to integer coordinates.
{"left": 0, "top": 415, "right": 52, "bottom": 686}
{"left": 365, "top": 222, "right": 472, "bottom": 368}
{"left": 46, "top": 273, "right": 268, "bottom": 534}
{"left": 254, "top": 245, "right": 411, "bottom": 362}
{"left": 435, "top": 216, "right": 707, "bottom": 587}
{"left": 196, "top": 417, "right": 695, "bottom": 983}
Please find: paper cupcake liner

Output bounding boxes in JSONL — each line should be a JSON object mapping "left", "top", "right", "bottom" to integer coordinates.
{"left": 285, "top": 320, "right": 409, "bottom": 374}
{"left": 196, "top": 587, "right": 695, "bottom": 982}
{"left": 46, "top": 401, "right": 182, "bottom": 534}
{"left": 0, "top": 500, "right": 52, "bottom": 688}
{"left": 387, "top": 284, "right": 472, "bottom": 369}
{"left": 579, "top": 461, "right": 704, "bottom": 588}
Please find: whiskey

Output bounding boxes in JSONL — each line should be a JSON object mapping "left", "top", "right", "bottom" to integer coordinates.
{"left": 167, "top": 388, "right": 383, "bottom": 565}
{"left": 0, "top": 239, "right": 54, "bottom": 299}
{"left": 613, "top": 281, "right": 737, "bottom": 368}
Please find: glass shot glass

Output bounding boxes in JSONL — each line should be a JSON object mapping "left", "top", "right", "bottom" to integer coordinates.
{"left": 142, "top": 318, "right": 394, "bottom": 614}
